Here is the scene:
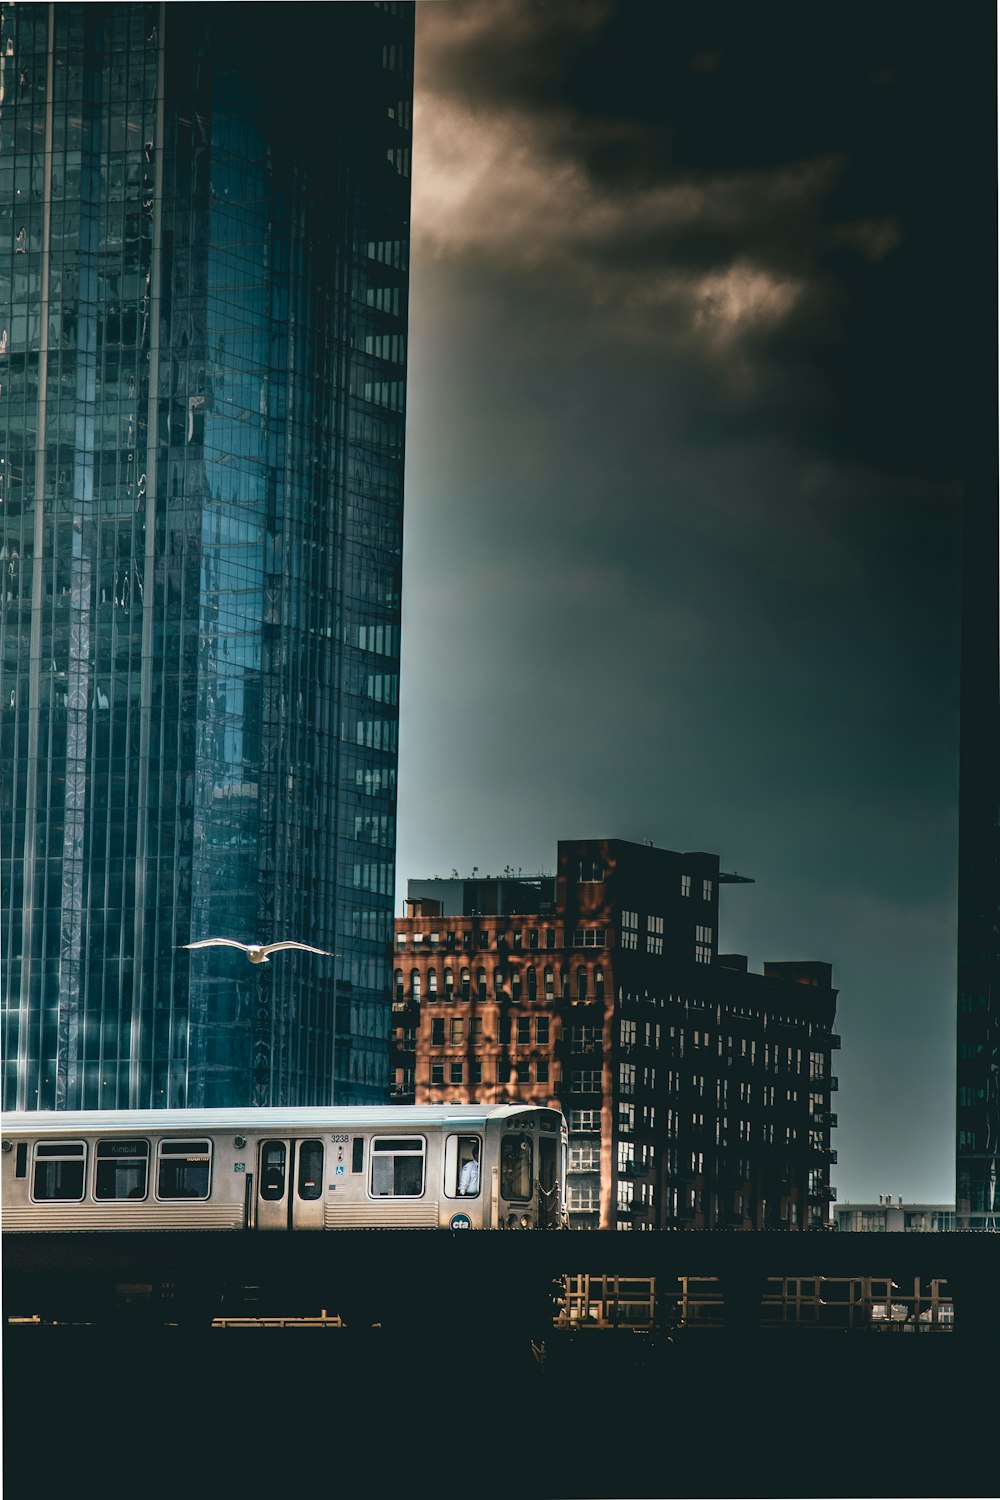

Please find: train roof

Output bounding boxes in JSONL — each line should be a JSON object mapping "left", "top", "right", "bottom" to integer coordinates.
{"left": 0, "top": 1104, "right": 562, "bottom": 1136}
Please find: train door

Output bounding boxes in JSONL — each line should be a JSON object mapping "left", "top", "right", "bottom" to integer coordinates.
{"left": 255, "top": 1138, "right": 325, "bottom": 1229}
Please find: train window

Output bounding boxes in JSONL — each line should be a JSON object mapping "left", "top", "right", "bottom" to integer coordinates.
{"left": 500, "top": 1134, "right": 533, "bottom": 1202}
{"left": 297, "top": 1140, "right": 323, "bottom": 1201}
{"left": 260, "top": 1141, "right": 286, "bottom": 1200}
{"left": 15, "top": 1143, "right": 27, "bottom": 1178}
{"left": 95, "top": 1139, "right": 149, "bottom": 1200}
{"left": 32, "top": 1142, "right": 86, "bottom": 1201}
{"left": 352, "top": 1137, "right": 364, "bottom": 1173}
{"left": 370, "top": 1137, "right": 424, "bottom": 1197}
{"left": 444, "top": 1135, "right": 481, "bottom": 1198}
{"left": 157, "top": 1140, "right": 212, "bottom": 1199}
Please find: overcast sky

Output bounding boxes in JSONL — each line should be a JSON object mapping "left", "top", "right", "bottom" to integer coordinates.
{"left": 396, "top": 0, "right": 984, "bottom": 1204}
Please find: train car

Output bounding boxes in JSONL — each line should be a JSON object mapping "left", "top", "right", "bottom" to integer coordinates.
{"left": 1, "top": 1103, "right": 568, "bottom": 1233}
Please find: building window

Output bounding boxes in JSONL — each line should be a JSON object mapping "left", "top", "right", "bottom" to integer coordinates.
{"left": 470, "top": 1017, "right": 483, "bottom": 1045}
{"left": 537, "top": 1060, "right": 551, "bottom": 1084}
{"left": 431, "top": 1018, "right": 445, "bottom": 1046}
{"left": 578, "top": 855, "right": 604, "bottom": 882}
{"left": 646, "top": 915, "right": 663, "bottom": 956}
{"left": 514, "top": 1061, "right": 530, "bottom": 1084}
{"left": 470, "top": 1061, "right": 483, "bottom": 1085}
{"left": 427, "top": 969, "right": 438, "bottom": 996}
{"left": 477, "top": 968, "right": 487, "bottom": 1000}
{"left": 695, "top": 924, "right": 712, "bottom": 964}
{"left": 681, "top": 875, "right": 691, "bottom": 897}
{"left": 619, "top": 1063, "right": 636, "bottom": 1095}
{"left": 511, "top": 969, "right": 522, "bottom": 1001}
{"left": 450, "top": 1018, "right": 465, "bottom": 1045}
{"left": 595, "top": 968, "right": 605, "bottom": 1001}
{"left": 569, "top": 1108, "right": 601, "bottom": 1131}
{"left": 572, "top": 1071, "right": 602, "bottom": 1094}
{"left": 494, "top": 968, "right": 503, "bottom": 997}
{"left": 569, "top": 1142, "right": 600, "bottom": 1171}
{"left": 444, "top": 969, "right": 454, "bottom": 1000}
{"left": 393, "top": 969, "right": 404, "bottom": 999}
{"left": 460, "top": 968, "right": 471, "bottom": 1000}
{"left": 568, "top": 1183, "right": 600, "bottom": 1212}
{"left": 411, "top": 970, "right": 421, "bottom": 1000}
{"left": 702, "top": 879, "right": 713, "bottom": 901}
{"left": 621, "top": 911, "right": 638, "bottom": 951}
{"left": 573, "top": 928, "right": 606, "bottom": 947}
{"left": 431, "top": 1063, "right": 445, "bottom": 1086}
{"left": 536, "top": 1016, "right": 550, "bottom": 1044}
{"left": 526, "top": 966, "right": 537, "bottom": 1000}
{"left": 527, "top": 929, "right": 539, "bottom": 949}
{"left": 543, "top": 967, "right": 554, "bottom": 1000}
{"left": 571, "top": 1023, "right": 602, "bottom": 1050}
{"left": 516, "top": 1016, "right": 531, "bottom": 1045}
{"left": 619, "top": 1102, "right": 635, "bottom": 1134}
{"left": 620, "top": 1019, "right": 636, "bottom": 1049}
{"left": 450, "top": 1062, "right": 464, "bottom": 1085}
{"left": 577, "top": 967, "right": 588, "bottom": 1001}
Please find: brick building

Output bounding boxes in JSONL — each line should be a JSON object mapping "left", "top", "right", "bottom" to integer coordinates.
{"left": 392, "top": 838, "right": 840, "bottom": 1230}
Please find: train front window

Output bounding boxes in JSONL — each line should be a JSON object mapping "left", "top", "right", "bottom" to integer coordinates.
{"left": 32, "top": 1142, "right": 86, "bottom": 1201}
{"left": 370, "top": 1137, "right": 425, "bottom": 1197}
{"left": 157, "top": 1140, "right": 212, "bottom": 1200}
{"left": 260, "top": 1141, "right": 286, "bottom": 1200}
{"left": 95, "top": 1139, "right": 149, "bottom": 1200}
{"left": 297, "top": 1140, "right": 323, "bottom": 1201}
{"left": 501, "top": 1134, "right": 533, "bottom": 1201}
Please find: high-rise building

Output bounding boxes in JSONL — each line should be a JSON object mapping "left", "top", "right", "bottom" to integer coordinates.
{"left": 1, "top": 2, "right": 412, "bottom": 1109}
{"left": 955, "top": 470, "right": 1000, "bottom": 1230}
{"left": 392, "top": 838, "right": 840, "bottom": 1230}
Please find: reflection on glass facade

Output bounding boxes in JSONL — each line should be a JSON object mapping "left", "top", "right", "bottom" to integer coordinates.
{"left": 1, "top": 2, "right": 412, "bottom": 1108}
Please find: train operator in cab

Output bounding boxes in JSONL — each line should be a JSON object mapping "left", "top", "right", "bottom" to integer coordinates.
{"left": 458, "top": 1141, "right": 480, "bottom": 1196}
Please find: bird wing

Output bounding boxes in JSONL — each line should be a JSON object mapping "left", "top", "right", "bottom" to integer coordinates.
{"left": 182, "top": 938, "right": 253, "bottom": 952}
{"left": 260, "top": 941, "right": 336, "bottom": 958}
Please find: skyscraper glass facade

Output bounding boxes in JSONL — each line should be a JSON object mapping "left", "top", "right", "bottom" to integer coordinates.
{"left": 1, "top": 2, "right": 412, "bottom": 1109}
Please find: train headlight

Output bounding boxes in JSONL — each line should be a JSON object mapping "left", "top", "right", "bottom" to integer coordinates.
{"left": 234, "top": 1135, "right": 247, "bottom": 1149}
{"left": 519, "top": 1214, "right": 531, "bottom": 1229}
{"left": 0, "top": 1140, "right": 11, "bottom": 1153}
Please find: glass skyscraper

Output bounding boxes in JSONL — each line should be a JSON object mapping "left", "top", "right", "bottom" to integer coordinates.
{"left": 1, "top": 3, "right": 412, "bottom": 1109}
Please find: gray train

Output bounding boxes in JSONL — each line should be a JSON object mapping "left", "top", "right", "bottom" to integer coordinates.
{"left": 1, "top": 1103, "right": 568, "bottom": 1233}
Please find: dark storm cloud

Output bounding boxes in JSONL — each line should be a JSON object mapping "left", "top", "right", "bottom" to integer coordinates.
{"left": 414, "top": 0, "right": 965, "bottom": 475}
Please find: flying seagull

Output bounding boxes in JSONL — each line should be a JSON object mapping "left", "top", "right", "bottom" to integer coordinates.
{"left": 182, "top": 939, "right": 336, "bottom": 965}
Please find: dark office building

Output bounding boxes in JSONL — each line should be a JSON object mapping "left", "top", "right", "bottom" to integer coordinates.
{"left": 393, "top": 838, "right": 840, "bottom": 1230}
{"left": 0, "top": 3, "right": 412, "bottom": 1109}
{"left": 955, "top": 464, "right": 1000, "bottom": 1229}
